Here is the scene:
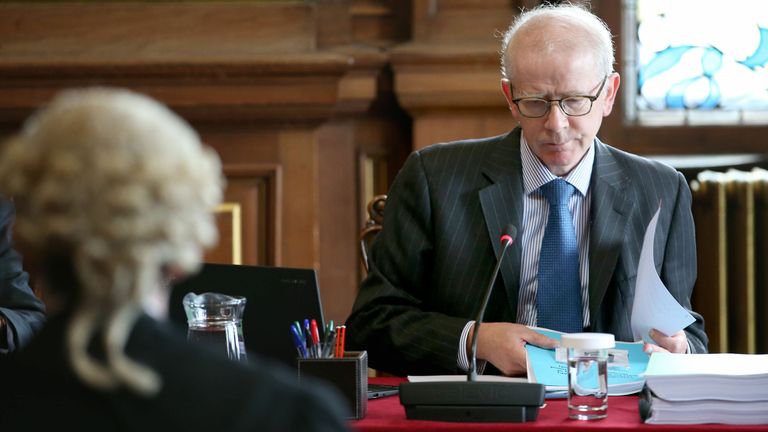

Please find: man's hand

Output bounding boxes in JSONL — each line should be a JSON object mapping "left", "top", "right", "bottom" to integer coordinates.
{"left": 643, "top": 329, "right": 688, "bottom": 354}
{"left": 472, "top": 323, "right": 558, "bottom": 376}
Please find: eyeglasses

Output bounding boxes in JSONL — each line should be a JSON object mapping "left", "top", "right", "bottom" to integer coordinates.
{"left": 511, "top": 75, "right": 609, "bottom": 118}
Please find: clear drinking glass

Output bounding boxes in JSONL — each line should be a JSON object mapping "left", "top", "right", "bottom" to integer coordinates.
{"left": 182, "top": 292, "right": 247, "bottom": 361}
{"left": 561, "top": 333, "right": 615, "bottom": 420}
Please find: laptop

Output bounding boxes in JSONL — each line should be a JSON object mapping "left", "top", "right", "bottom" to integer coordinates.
{"left": 168, "top": 263, "right": 325, "bottom": 369}
{"left": 367, "top": 383, "right": 399, "bottom": 399}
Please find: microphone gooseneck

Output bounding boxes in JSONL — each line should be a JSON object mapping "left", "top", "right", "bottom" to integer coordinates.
{"left": 398, "top": 223, "right": 545, "bottom": 423}
{"left": 468, "top": 224, "right": 517, "bottom": 382}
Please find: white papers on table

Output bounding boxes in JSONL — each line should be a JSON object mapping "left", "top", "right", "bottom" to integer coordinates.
{"left": 641, "top": 393, "right": 768, "bottom": 425}
{"left": 644, "top": 353, "right": 768, "bottom": 402}
{"left": 630, "top": 205, "right": 695, "bottom": 344}
{"left": 641, "top": 353, "right": 768, "bottom": 425}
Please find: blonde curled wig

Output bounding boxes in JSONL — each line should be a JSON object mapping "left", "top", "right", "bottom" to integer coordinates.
{"left": 0, "top": 88, "right": 223, "bottom": 396}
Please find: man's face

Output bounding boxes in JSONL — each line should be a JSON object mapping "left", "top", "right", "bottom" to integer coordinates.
{"left": 502, "top": 50, "right": 620, "bottom": 176}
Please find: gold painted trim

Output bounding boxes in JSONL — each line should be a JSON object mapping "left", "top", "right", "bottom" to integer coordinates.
{"left": 215, "top": 202, "right": 242, "bottom": 265}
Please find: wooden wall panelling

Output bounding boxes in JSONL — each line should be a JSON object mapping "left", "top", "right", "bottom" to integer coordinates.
{"left": 211, "top": 203, "right": 243, "bottom": 266}
{"left": 348, "top": 0, "right": 411, "bottom": 48}
{"left": 411, "top": 0, "right": 515, "bottom": 42}
{"left": 318, "top": 120, "right": 360, "bottom": 322}
{"left": 278, "top": 128, "right": 321, "bottom": 269}
{"left": 391, "top": 50, "right": 513, "bottom": 149}
{"left": 353, "top": 61, "right": 412, "bottom": 228}
{"left": 0, "top": 3, "right": 316, "bottom": 61}
{"left": 356, "top": 114, "right": 412, "bottom": 200}
{"left": 320, "top": 113, "right": 410, "bottom": 320}
{"left": 314, "top": 0, "right": 411, "bottom": 49}
{"left": 0, "top": 2, "right": 397, "bottom": 325}
{"left": 204, "top": 164, "right": 282, "bottom": 267}
{"left": 391, "top": 0, "right": 516, "bottom": 150}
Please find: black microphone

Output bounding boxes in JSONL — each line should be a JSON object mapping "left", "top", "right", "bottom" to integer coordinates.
{"left": 468, "top": 224, "right": 516, "bottom": 382}
{"left": 398, "top": 224, "right": 546, "bottom": 423}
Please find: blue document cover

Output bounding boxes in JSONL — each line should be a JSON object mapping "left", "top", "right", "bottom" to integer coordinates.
{"left": 525, "top": 327, "right": 649, "bottom": 396}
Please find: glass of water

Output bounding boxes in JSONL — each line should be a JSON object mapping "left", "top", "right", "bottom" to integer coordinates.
{"left": 561, "top": 333, "right": 615, "bottom": 420}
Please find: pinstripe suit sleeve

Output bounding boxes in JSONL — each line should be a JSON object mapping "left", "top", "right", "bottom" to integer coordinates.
{"left": 590, "top": 146, "right": 708, "bottom": 353}
{"left": 345, "top": 150, "right": 471, "bottom": 376}
{"left": 662, "top": 171, "right": 707, "bottom": 353}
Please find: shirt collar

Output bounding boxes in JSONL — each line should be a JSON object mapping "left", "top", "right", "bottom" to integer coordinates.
{"left": 520, "top": 134, "right": 594, "bottom": 197}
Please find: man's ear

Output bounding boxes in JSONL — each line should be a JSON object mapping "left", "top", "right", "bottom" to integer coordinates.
{"left": 501, "top": 79, "right": 514, "bottom": 107}
{"left": 501, "top": 79, "right": 522, "bottom": 122}
{"left": 602, "top": 73, "right": 621, "bottom": 116}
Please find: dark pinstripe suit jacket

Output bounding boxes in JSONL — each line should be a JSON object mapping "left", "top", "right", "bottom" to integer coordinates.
{"left": 346, "top": 128, "right": 708, "bottom": 376}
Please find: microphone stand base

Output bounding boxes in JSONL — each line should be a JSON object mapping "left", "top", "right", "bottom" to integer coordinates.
{"left": 399, "top": 381, "right": 546, "bottom": 423}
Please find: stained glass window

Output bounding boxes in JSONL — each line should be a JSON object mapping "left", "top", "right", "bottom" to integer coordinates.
{"left": 626, "top": 0, "right": 768, "bottom": 125}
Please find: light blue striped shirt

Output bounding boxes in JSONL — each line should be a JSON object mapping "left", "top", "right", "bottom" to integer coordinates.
{"left": 517, "top": 135, "right": 593, "bottom": 328}
{"left": 458, "top": 137, "right": 594, "bottom": 371}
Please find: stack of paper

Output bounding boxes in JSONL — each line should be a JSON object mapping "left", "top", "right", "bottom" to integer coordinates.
{"left": 641, "top": 353, "right": 768, "bottom": 424}
{"left": 525, "top": 327, "right": 649, "bottom": 397}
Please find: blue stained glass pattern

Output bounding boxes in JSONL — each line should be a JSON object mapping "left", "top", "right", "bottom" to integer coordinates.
{"left": 636, "top": 0, "right": 768, "bottom": 111}
{"left": 742, "top": 28, "right": 768, "bottom": 69}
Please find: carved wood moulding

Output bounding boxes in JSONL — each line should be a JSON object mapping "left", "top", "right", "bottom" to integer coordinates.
{"left": 389, "top": 0, "right": 515, "bottom": 114}
{"left": 0, "top": 53, "right": 386, "bottom": 125}
{"left": 390, "top": 43, "right": 506, "bottom": 113}
{"left": 0, "top": 3, "right": 387, "bottom": 125}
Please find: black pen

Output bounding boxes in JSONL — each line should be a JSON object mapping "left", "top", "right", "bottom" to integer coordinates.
{"left": 324, "top": 319, "right": 334, "bottom": 343}
{"left": 322, "top": 328, "right": 337, "bottom": 358}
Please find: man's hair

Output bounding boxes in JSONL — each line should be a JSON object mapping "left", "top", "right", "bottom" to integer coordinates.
{"left": 0, "top": 88, "right": 223, "bottom": 395}
{"left": 500, "top": 3, "right": 615, "bottom": 82}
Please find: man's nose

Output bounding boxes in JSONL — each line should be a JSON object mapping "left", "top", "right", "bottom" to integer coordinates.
{"left": 543, "top": 101, "right": 569, "bottom": 130}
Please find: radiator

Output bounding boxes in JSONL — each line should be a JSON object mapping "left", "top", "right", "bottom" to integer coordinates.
{"left": 689, "top": 168, "right": 768, "bottom": 354}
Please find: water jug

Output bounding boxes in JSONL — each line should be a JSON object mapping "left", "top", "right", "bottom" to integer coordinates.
{"left": 182, "top": 292, "right": 247, "bottom": 361}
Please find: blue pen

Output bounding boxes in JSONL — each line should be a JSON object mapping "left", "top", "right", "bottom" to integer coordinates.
{"left": 290, "top": 325, "right": 308, "bottom": 358}
{"left": 293, "top": 321, "right": 304, "bottom": 344}
{"left": 303, "top": 319, "right": 313, "bottom": 358}
{"left": 545, "top": 390, "right": 569, "bottom": 400}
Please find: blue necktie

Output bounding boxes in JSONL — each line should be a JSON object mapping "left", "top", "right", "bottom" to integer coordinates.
{"left": 537, "top": 178, "right": 583, "bottom": 333}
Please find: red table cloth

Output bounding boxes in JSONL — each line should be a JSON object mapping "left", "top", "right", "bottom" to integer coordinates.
{"left": 352, "top": 378, "right": 768, "bottom": 432}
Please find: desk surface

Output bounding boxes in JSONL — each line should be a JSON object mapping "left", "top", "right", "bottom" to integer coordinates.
{"left": 353, "top": 378, "right": 768, "bottom": 432}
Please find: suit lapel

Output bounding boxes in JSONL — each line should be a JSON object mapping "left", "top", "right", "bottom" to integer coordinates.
{"left": 588, "top": 140, "right": 633, "bottom": 324}
{"left": 479, "top": 129, "right": 524, "bottom": 318}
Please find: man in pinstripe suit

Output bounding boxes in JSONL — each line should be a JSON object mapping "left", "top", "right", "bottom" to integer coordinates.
{"left": 346, "top": 4, "right": 708, "bottom": 376}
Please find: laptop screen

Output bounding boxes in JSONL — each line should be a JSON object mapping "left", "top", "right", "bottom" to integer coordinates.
{"left": 168, "top": 263, "right": 325, "bottom": 368}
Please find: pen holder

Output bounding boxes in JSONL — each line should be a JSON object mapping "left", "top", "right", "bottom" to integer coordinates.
{"left": 298, "top": 351, "right": 367, "bottom": 420}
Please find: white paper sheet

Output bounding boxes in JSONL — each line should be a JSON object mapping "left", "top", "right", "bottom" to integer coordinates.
{"left": 630, "top": 205, "right": 695, "bottom": 343}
